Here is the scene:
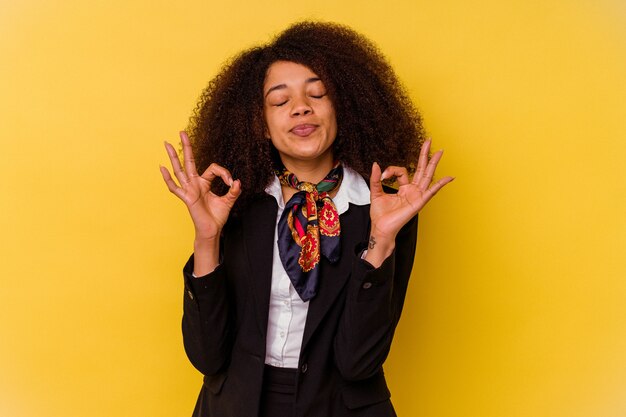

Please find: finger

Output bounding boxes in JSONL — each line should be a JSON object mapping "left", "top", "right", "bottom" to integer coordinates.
{"left": 223, "top": 179, "right": 242, "bottom": 206}
{"left": 418, "top": 149, "right": 444, "bottom": 190}
{"left": 164, "top": 141, "right": 189, "bottom": 185}
{"left": 381, "top": 166, "right": 410, "bottom": 186}
{"left": 369, "top": 162, "right": 385, "bottom": 200}
{"left": 159, "top": 165, "right": 186, "bottom": 200}
{"left": 201, "top": 162, "right": 234, "bottom": 187}
{"left": 180, "top": 131, "right": 199, "bottom": 177}
{"left": 423, "top": 176, "right": 455, "bottom": 201}
{"left": 413, "top": 139, "right": 431, "bottom": 184}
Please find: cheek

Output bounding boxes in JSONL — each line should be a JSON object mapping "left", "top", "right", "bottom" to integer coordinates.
{"left": 323, "top": 102, "right": 337, "bottom": 126}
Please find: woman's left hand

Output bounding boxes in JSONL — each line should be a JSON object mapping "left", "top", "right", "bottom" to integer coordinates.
{"left": 365, "top": 139, "right": 453, "bottom": 266}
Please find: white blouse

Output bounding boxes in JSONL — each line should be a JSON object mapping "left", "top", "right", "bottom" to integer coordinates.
{"left": 263, "top": 166, "right": 370, "bottom": 368}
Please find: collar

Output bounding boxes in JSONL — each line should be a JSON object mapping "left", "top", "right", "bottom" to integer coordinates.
{"left": 265, "top": 165, "right": 370, "bottom": 215}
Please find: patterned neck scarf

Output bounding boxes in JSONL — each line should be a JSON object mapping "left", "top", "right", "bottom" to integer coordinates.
{"left": 277, "top": 163, "right": 343, "bottom": 301}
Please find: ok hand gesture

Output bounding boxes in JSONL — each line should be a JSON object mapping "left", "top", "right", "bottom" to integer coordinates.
{"left": 365, "top": 139, "right": 453, "bottom": 266}
{"left": 160, "top": 131, "right": 241, "bottom": 242}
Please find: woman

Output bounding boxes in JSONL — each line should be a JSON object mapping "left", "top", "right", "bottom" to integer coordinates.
{"left": 160, "top": 21, "right": 453, "bottom": 417}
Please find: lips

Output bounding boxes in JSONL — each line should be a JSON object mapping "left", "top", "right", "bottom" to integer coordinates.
{"left": 290, "top": 124, "right": 318, "bottom": 137}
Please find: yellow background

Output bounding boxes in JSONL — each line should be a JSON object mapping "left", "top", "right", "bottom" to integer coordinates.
{"left": 1, "top": 1, "right": 625, "bottom": 416}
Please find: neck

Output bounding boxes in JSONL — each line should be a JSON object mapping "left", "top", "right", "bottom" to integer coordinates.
{"left": 280, "top": 157, "right": 335, "bottom": 184}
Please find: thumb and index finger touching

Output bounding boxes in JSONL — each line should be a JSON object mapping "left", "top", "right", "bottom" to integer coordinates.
{"left": 160, "top": 131, "right": 242, "bottom": 204}
{"left": 368, "top": 161, "right": 415, "bottom": 199}
{"left": 199, "top": 159, "right": 243, "bottom": 207}
{"left": 369, "top": 139, "right": 454, "bottom": 201}
{"left": 368, "top": 162, "right": 408, "bottom": 200}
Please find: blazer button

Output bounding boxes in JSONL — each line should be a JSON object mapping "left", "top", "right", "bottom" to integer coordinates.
{"left": 301, "top": 363, "right": 308, "bottom": 374}
{"left": 362, "top": 282, "right": 372, "bottom": 289}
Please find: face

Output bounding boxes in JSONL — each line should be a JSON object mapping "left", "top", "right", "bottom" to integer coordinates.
{"left": 263, "top": 61, "right": 337, "bottom": 170}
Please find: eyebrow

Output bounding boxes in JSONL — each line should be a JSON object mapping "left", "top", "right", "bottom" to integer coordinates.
{"left": 264, "top": 77, "right": 322, "bottom": 98}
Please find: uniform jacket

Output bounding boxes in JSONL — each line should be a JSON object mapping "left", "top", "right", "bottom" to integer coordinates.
{"left": 182, "top": 192, "right": 418, "bottom": 417}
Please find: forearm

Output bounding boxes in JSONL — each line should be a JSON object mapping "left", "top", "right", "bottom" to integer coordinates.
{"left": 193, "top": 235, "right": 220, "bottom": 276}
{"left": 334, "top": 252, "right": 397, "bottom": 380}
{"left": 334, "top": 215, "right": 418, "bottom": 381}
{"left": 182, "top": 255, "right": 233, "bottom": 375}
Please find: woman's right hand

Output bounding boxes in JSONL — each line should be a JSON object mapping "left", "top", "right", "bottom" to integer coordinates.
{"left": 160, "top": 131, "right": 241, "bottom": 242}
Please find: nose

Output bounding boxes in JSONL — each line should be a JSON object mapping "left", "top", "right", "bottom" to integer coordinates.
{"left": 290, "top": 95, "right": 312, "bottom": 117}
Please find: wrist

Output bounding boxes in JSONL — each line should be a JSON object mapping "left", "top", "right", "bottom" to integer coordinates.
{"left": 369, "top": 223, "right": 397, "bottom": 245}
{"left": 363, "top": 231, "right": 395, "bottom": 268}
{"left": 193, "top": 235, "right": 220, "bottom": 277}
{"left": 194, "top": 232, "right": 220, "bottom": 247}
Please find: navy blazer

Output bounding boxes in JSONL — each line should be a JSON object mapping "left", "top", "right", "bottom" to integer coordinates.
{"left": 182, "top": 192, "right": 418, "bottom": 417}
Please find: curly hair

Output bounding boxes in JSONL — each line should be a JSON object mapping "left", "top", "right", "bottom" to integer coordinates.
{"left": 187, "top": 21, "right": 425, "bottom": 213}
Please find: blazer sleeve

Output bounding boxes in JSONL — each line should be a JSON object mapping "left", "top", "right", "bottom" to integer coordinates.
{"left": 333, "top": 213, "right": 418, "bottom": 381}
{"left": 182, "top": 253, "right": 234, "bottom": 376}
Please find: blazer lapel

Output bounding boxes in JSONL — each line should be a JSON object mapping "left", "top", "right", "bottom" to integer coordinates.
{"left": 241, "top": 195, "right": 278, "bottom": 339}
{"left": 301, "top": 203, "right": 370, "bottom": 351}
